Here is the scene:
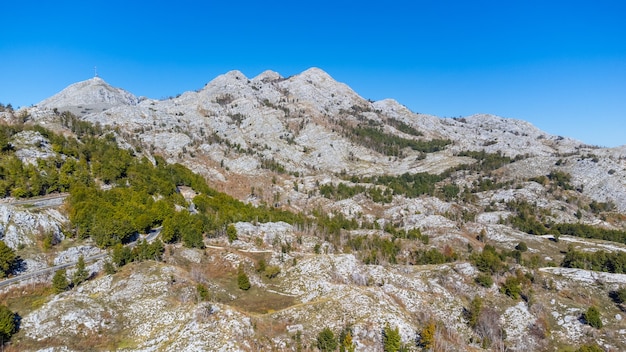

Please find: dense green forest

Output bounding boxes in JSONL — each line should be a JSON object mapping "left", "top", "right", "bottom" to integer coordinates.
{"left": 504, "top": 200, "right": 626, "bottom": 244}
{"left": 338, "top": 118, "right": 451, "bottom": 157}
{"left": 561, "top": 246, "right": 626, "bottom": 273}
{"left": 321, "top": 151, "right": 527, "bottom": 204}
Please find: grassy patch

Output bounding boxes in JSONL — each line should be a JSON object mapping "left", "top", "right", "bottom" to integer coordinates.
{"left": 0, "top": 283, "right": 53, "bottom": 316}
{"left": 229, "top": 286, "right": 296, "bottom": 314}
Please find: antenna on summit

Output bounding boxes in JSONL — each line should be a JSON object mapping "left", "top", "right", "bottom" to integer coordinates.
{"left": 94, "top": 66, "right": 98, "bottom": 78}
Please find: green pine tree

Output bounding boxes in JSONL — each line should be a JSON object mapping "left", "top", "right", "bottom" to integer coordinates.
{"left": 0, "top": 241, "right": 16, "bottom": 278}
{"left": 467, "top": 296, "right": 483, "bottom": 328}
{"left": 317, "top": 327, "right": 338, "bottom": 352}
{"left": 103, "top": 260, "right": 116, "bottom": 275}
{"left": 237, "top": 263, "right": 251, "bottom": 290}
{"left": 72, "top": 255, "right": 89, "bottom": 286}
{"left": 383, "top": 323, "right": 401, "bottom": 352}
{"left": 227, "top": 224, "right": 238, "bottom": 243}
{"left": 52, "top": 269, "right": 69, "bottom": 293}
{"left": 0, "top": 304, "right": 16, "bottom": 342}
{"left": 583, "top": 306, "right": 603, "bottom": 329}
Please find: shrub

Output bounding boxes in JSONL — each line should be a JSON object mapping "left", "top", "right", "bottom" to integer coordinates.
{"left": 515, "top": 241, "right": 528, "bottom": 252}
{"left": 197, "top": 283, "right": 210, "bottom": 301}
{"left": 475, "top": 273, "right": 493, "bottom": 288}
{"left": 583, "top": 306, "right": 602, "bottom": 329}
{"left": 471, "top": 245, "right": 505, "bottom": 274}
{"left": 419, "top": 321, "right": 436, "bottom": 350}
{"left": 317, "top": 327, "right": 338, "bottom": 352}
{"left": 501, "top": 276, "right": 522, "bottom": 299}
{"left": 466, "top": 296, "right": 482, "bottom": 328}
{"left": 339, "top": 326, "right": 356, "bottom": 352}
{"left": 615, "top": 287, "right": 626, "bottom": 304}
{"left": 237, "top": 264, "right": 251, "bottom": 291}
{"left": 227, "top": 224, "right": 238, "bottom": 243}
{"left": 264, "top": 265, "right": 281, "bottom": 279}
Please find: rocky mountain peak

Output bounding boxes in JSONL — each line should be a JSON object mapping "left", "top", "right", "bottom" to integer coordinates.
{"left": 36, "top": 76, "right": 139, "bottom": 111}
{"left": 278, "top": 67, "right": 366, "bottom": 115}
{"left": 252, "top": 70, "right": 283, "bottom": 83}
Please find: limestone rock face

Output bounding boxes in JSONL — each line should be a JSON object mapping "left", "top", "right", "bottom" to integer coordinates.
{"left": 37, "top": 77, "right": 139, "bottom": 111}
{"left": 52, "top": 68, "right": 622, "bottom": 211}
{"left": 0, "top": 204, "right": 65, "bottom": 250}
{"left": 5, "top": 68, "right": 626, "bottom": 351}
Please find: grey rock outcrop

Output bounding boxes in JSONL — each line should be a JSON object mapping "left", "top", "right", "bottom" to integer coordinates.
{"left": 0, "top": 204, "right": 65, "bottom": 250}
{"left": 37, "top": 77, "right": 139, "bottom": 111}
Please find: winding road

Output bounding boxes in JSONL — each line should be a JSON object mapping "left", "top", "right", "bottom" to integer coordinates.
{"left": 0, "top": 252, "right": 108, "bottom": 289}
{"left": 0, "top": 226, "right": 162, "bottom": 289}
{"left": 4, "top": 193, "right": 69, "bottom": 209}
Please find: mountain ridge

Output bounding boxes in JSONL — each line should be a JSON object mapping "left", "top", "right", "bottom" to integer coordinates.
{"left": 24, "top": 68, "right": 626, "bottom": 213}
{"left": 1, "top": 68, "right": 625, "bottom": 351}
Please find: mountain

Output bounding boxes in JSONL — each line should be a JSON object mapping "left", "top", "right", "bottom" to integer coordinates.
{"left": 36, "top": 76, "right": 140, "bottom": 112}
{"left": 1, "top": 68, "right": 625, "bottom": 351}
{"left": 31, "top": 69, "right": 624, "bottom": 210}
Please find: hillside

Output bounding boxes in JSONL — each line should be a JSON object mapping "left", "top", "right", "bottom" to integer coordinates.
{"left": 0, "top": 69, "right": 625, "bottom": 351}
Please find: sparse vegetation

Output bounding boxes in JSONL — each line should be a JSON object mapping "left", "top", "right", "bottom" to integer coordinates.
{"left": 382, "top": 323, "right": 401, "bottom": 352}
{"left": 317, "top": 327, "right": 338, "bottom": 352}
{"left": 237, "top": 263, "right": 251, "bottom": 290}
{"left": 52, "top": 269, "right": 69, "bottom": 293}
{"left": 582, "top": 306, "right": 602, "bottom": 329}
{"left": 0, "top": 242, "right": 16, "bottom": 278}
{"left": 72, "top": 255, "right": 89, "bottom": 286}
{"left": 0, "top": 304, "right": 17, "bottom": 342}
{"left": 341, "top": 121, "right": 450, "bottom": 157}
{"left": 2, "top": 72, "right": 626, "bottom": 351}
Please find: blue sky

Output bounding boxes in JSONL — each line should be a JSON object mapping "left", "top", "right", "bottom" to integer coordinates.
{"left": 1, "top": 1, "right": 624, "bottom": 147}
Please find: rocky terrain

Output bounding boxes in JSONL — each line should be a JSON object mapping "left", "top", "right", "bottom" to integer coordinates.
{"left": 0, "top": 69, "right": 625, "bottom": 351}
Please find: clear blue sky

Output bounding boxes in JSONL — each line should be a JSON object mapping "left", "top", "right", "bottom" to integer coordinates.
{"left": 1, "top": 1, "right": 624, "bottom": 147}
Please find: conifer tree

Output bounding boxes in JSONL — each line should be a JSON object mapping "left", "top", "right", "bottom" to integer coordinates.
{"left": 0, "top": 241, "right": 16, "bottom": 278}
{"left": 339, "top": 326, "right": 355, "bottom": 352}
{"left": 0, "top": 304, "right": 16, "bottom": 342}
{"left": 419, "top": 321, "right": 436, "bottom": 350}
{"left": 382, "top": 323, "right": 401, "bottom": 352}
{"left": 583, "top": 306, "right": 603, "bottom": 329}
{"left": 72, "top": 255, "right": 89, "bottom": 286}
{"left": 227, "top": 224, "right": 238, "bottom": 243}
{"left": 52, "top": 269, "right": 69, "bottom": 293}
{"left": 317, "top": 327, "right": 338, "bottom": 352}
{"left": 237, "top": 263, "right": 251, "bottom": 290}
{"left": 103, "top": 260, "right": 116, "bottom": 275}
{"left": 467, "top": 296, "right": 483, "bottom": 328}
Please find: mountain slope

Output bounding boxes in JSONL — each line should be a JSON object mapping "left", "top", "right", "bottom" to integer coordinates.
{"left": 36, "top": 77, "right": 140, "bottom": 111}
{"left": 29, "top": 68, "right": 624, "bottom": 211}
{"left": 2, "top": 68, "right": 626, "bottom": 351}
